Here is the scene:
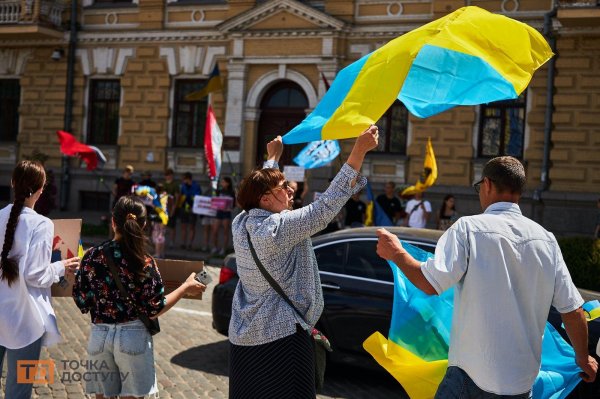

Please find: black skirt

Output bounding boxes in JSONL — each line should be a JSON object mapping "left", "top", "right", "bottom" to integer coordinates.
{"left": 229, "top": 326, "right": 316, "bottom": 399}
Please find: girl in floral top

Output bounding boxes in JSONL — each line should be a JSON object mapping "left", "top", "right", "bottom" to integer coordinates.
{"left": 73, "top": 196, "right": 205, "bottom": 398}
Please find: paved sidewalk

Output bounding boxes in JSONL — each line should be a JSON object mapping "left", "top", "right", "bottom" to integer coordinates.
{"left": 1, "top": 265, "right": 407, "bottom": 399}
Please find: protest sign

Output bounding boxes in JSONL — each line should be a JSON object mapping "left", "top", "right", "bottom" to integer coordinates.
{"left": 212, "top": 196, "right": 234, "bottom": 211}
{"left": 192, "top": 195, "right": 217, "bottom": 217}
{"left": 51, "top": 219, "right": 82, "bottom": 297}
{"left": 283, "top": 165, "right": 305, "bottom": 182}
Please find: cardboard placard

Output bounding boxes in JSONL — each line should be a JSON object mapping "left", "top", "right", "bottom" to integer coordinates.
{"left": 155, "top": 258, "right": 205, "bottom": 300}
{"left": 192, "top": 195, "right": 217, "bottom": 217}
{"left": 50, "top": 219, "right": 82, "bottom": 297}
{"left": 283, "top": 165, "right": 305, "bottom": 182}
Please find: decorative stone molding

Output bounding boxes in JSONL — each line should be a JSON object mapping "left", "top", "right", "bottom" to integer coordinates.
{"left": 76, "top": 47, "right": 135, "bottom": 76}
{"left": 218, "top": 0, "right": 347, "bottom": 33}
{"left": 349, "top": 44, "right": 371, "bottom": 57}
{"left": 501, "top": 0, "right": 519, "bottom": 13}
{"left": 246, "top": 68, "right": 318, "bottom": 109}
{"left": 159, "top": 45, "right": 225, "bottom": 76}
{"left": 0, "top": 49, "right": 33, "bottom": 76}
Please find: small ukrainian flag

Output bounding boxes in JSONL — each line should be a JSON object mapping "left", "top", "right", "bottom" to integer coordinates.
{"left": 185, "top": 65, "right": 222, "bottom": 101}
{"left": 78, "top": 240, "right": 84, "bottom": 258}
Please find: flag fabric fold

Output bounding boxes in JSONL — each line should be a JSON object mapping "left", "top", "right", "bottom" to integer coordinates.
{"left": 56, "top": 130, "right": 99, "bottom": 171}
{"left": 401, "top": 138, "right": 437, "bottom": 196}
{"left": 293, "top": 140, "right": 340, "bottom": 169}
{"left": 363, "top": 242, "right": 584, "bottom": 399}
{"left": 282, "top": 6, "right": 552, "bottom": 144}
{"left": 205, "top": 104, "right": 223, "bottom": 180}
{"left": 365, "top": 181, "right": 393, "bottom": 227}
{"left": 185, "top": 65, "right": 223, "bottom": 101}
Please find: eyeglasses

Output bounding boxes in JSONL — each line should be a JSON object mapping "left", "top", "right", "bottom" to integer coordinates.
{"left": 267, "top": 181, "right": 290, "bottom": 195}
{"left": 473, "top": 177, "right": 494, "bottom": 193}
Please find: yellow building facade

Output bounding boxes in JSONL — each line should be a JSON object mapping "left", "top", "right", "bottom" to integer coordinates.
{"left": 0, "top": 0, "right": 598, "bottom": 234}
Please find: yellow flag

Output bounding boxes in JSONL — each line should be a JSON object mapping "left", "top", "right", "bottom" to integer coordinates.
{"left": 401, "top": 138, "right": 437, "bottom": 196}
{"left": 78, "top": 240, "right": 84, "bottom": 258}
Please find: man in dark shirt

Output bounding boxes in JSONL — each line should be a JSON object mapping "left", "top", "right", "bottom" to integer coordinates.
{"left": 376, "top": 181, "right": 403, "bottom": 224}
{"left": 112, "top": 165, "right": 135, "bottom": 208}
{"left": 344, "top": 192, "right": 366, "bottom": 227}
{"left": 139, "top": 171, "right": 157, "bottom": 188}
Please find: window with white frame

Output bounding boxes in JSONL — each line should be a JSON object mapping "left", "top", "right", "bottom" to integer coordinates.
{"left": 0, "top": 79, "right": 20, "bottom": 142}
{"left": 87, "top": 79, "right": 120, "bottom": 145}
{"left": 477, "top": 92, "right": 527, "bottom": 159}
{"left": 172, "top": 79, "right": 208, "bottom": 148}
{"left": 374, "top": 99, "right": 409, "bottom": 155}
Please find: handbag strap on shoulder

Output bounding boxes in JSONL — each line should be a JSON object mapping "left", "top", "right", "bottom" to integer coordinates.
{"left": 246, "top": 231, "right": 308, "bottom": 326}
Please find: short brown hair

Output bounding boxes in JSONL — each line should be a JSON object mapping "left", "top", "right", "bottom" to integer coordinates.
{"left": 482, "top": 156, "right": 526, "bottom": 194}
{"left": 237, "top": 168, "right": 285, "bottom": 212}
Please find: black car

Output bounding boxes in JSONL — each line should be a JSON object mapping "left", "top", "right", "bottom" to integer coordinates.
{"left": 212, "top": 227, "right": 600, "bottom": 393}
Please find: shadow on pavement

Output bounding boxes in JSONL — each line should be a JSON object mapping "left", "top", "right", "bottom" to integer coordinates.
{"left": 170, "top": 340, "right": 230, "bottom": 376}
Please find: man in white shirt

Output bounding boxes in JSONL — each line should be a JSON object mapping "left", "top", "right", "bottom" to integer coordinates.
{"left": 376, "top": 156, "right": 597, "bottom": 397}
{"left": 404, "top": 191, "right": 431, "bottom": 228}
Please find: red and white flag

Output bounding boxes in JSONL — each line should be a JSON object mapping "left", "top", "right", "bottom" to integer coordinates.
{"left": 204, "top": 104, "right": 223, "bottom": 180}
{"left": 56, "top": 130, "right": 105, "bottom": 170}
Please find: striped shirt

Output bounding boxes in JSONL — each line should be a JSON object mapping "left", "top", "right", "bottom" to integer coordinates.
{"left": 229, "top": 161, "right": 366, "bottom": 346}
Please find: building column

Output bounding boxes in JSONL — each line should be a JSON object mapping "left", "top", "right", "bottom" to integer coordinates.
{"left": 224, "top": 62, "right": 247, "bottom": 175}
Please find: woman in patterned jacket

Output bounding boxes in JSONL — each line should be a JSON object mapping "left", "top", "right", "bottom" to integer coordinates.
{"left": 229, "top": 126, "right": 379, "bottom": 399}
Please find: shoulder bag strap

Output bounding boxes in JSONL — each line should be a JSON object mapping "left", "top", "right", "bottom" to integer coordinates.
{"left": 103, "top": 248, "right": 156, "bottom": 330}
{"left": 246, "top": 231, "right": 309, "bottom": 325}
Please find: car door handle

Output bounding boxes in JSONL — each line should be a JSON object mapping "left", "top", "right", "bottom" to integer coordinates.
{"left": 321, "top": 283, "right": 340, "bottom": 290}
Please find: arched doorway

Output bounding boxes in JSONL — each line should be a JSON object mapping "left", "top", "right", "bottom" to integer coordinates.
{"left": 256, "top": 81, "right": 308, "bottom": 166}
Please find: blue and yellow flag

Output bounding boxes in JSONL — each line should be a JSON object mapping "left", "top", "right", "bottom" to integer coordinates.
{"left": 185, "top": 65, "right": 222, "bottom": 101}
{"left": 363, "top": 242, "right": 586, "bottom": 399}
{"left": 364, "top": 181, "right": 393, "bottom": 227}
{"left": 282, "top": 6, "right": 552, "bottom": 144}
{"left": 402, "top": 138, "right": 437, "bottom": 196}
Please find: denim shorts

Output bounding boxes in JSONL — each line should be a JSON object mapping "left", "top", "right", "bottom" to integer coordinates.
{"left": 85, "top": 319, "right": 158, "bottom": 397}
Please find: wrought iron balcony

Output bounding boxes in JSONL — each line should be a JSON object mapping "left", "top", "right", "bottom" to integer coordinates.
{"left": 0, "top": 0, "right": 67, "bottom": 28}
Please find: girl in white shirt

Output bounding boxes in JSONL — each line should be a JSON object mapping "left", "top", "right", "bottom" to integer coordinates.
{"left": 0, "top": 160, "right": 79, "bottom": 399}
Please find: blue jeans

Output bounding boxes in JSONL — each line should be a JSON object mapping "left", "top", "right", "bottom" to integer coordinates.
{"left": 0, "top": 336, "right": 44, "bottom": 399}
{"left": 435, "top": 366, "right": 532, "bottom": 399}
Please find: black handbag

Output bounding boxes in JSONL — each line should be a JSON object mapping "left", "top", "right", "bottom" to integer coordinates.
{"left": 103, "top": 248, "right": 161, "bottom": 336}
{"left": 246, "top": 232, "right": 332, "bottom": 392}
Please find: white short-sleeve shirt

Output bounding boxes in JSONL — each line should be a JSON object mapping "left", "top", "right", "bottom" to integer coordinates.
{"left": 405, "top": 199, "right": 432, "bottom": 228}
{"left": 421, "top": 202, "right": 583, "bottom": 395}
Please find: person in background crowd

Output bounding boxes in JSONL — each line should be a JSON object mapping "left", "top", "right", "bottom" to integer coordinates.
{"left": 344, "top": 191, "right": 366, "bottom": 227}
{"left": 289, "top": 180, "right": 309, "bottom": 210}
{"left": 595, "top": 198, "right": 600, "bottom": 239}
{"left": 211, "top": 177, "right": 236, "bottom": 256}
{"left": 112, "top": 165, "right": 135, "bottom": 208}
{"left": 139, "top": 171, "right": 157, "bottom": 189}
{"left": 404, "top": 190, "right": 432, "bottom": 228}
{"left": 162, "top": 168, "right": 180, "bottom": 249}
{"left": 229, "top": 126, "right": 378, "bottom": 399}
{"left": 437, "top": 194, "right": 458, "bottom": 231}
{"left": 0, "top": 160, "right": 79, "bottom": 399}
{"left": 376, "top": 181, "right": 404, "bottom": 224}
{"left": 73, "top": 196, "right": 206, "bottom": 399}
{"left": 151, "top": 184, "right": 168, "bottom": 258}
{"left": 178, "top": 172, "right": 201, "bottom": 250}
{"left": 377, "top": 156, "right": 597, "bottom": 398}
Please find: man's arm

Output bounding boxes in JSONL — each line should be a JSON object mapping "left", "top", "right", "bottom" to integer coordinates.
{"left": 561, "top": 307, "right": 598, "bottom": 382}
{"left": 376, "top": 228, "right": 437, "bottom": 295}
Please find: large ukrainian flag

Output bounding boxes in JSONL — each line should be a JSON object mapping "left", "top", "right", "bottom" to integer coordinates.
{"left": 282, "top": 6, "right": 552, "bottom": 144}
{"left": 363, "top": 243, "right": 588, "bottom": 399}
